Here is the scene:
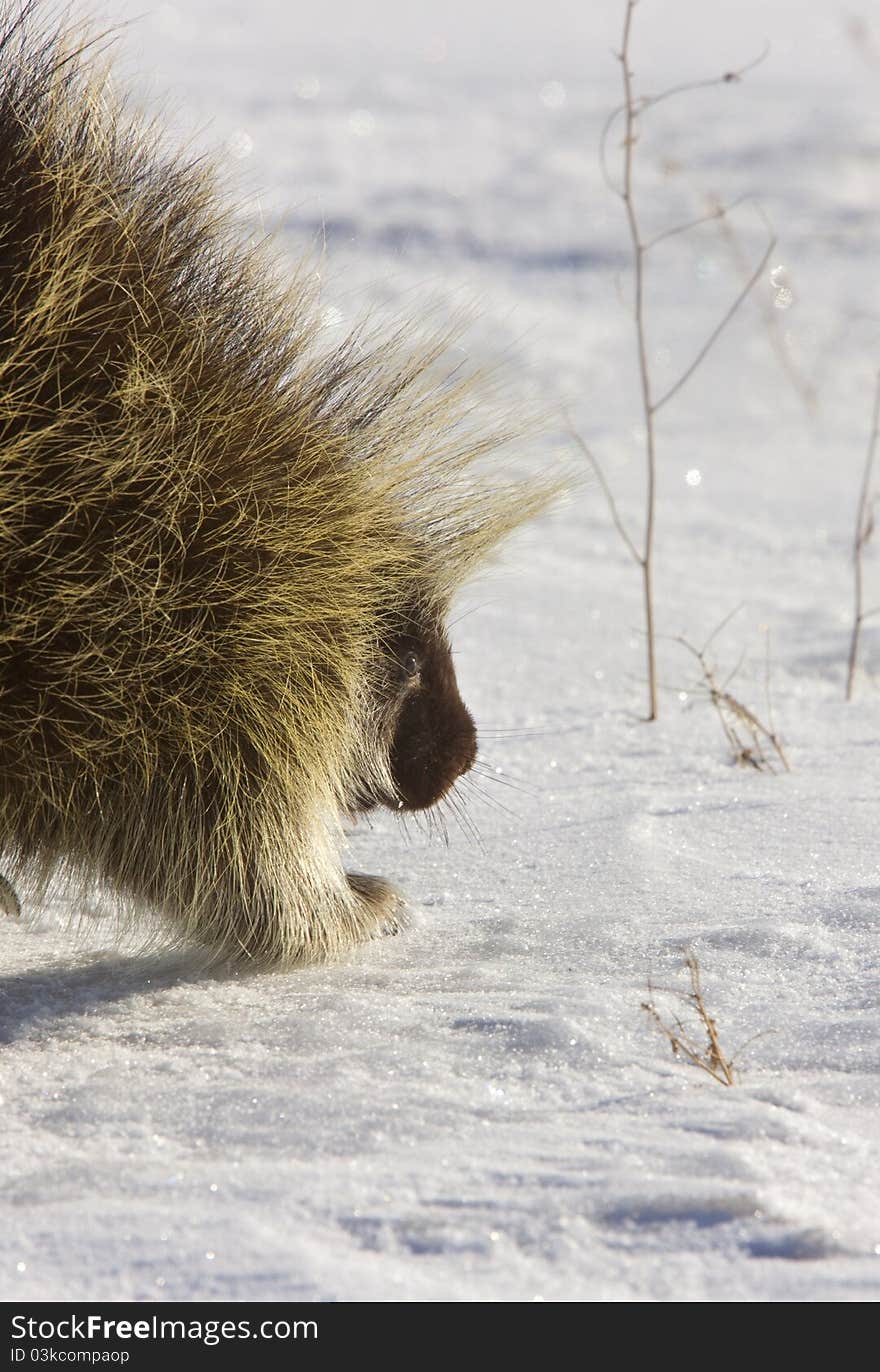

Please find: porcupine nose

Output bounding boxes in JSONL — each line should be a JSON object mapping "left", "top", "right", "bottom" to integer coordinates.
{"left": 457, "top": 719, "right": 477, "bottom": 779}
{"left": 426, "top": 705, "right": 477, "bottom": 807}
{"left": 389, "top": 689, "right": 477, "bottom": 811}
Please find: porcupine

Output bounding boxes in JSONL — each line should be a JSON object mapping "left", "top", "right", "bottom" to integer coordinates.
{"left": 0, "top": 3, "right": 558, "bottom": 964}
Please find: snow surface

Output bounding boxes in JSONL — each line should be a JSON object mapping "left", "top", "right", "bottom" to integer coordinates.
{"left": 2, "top": 0, "right": 880, "bottom": 1301}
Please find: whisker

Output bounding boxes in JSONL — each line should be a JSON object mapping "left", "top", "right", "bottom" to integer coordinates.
{"left": 421, "top": 801, "right": 445, "bottom": 846}
{"left": 397, "top": 810, "right": 414, "bottom": 843}
{"left": 444, "top": 790, "right": 485, "bottom": 850}
{"left": 446, "top": 600, "right": 496, "bottom": 630}
{"left": 459, "top": 775, "right": 520, "bottom": 820}
{"left": 470, "top": 763, "right": 536, "bottom": 796}
{"left": 420, "top": 809, "right": 438, "bottom": 843}
{"left": 476, "top": 726, "right": 560, "bottom": 737}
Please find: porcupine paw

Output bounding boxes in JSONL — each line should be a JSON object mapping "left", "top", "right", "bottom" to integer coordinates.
{"left": 347, "top": 873, "right": 406, "bottom": 939}
{"left": 0, "top": 874, "right": 21, "bottom": 919}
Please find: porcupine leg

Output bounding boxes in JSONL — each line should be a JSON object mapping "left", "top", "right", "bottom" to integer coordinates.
{"left": 346, "top": 873, "right": 405, "bottom": 937}
{"left": 0, "top": 874, "right": 21, "bottom": 919}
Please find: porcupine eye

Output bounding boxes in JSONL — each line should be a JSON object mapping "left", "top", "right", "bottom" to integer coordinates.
{"left": 402, "top": 651, "right": 420, "bottom": 679}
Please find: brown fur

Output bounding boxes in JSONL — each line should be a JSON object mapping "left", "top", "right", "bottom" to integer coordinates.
{"left": 386, "top": 619, "right": 478, "bottom": 811}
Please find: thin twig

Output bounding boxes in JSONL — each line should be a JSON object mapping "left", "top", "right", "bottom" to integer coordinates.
{"left": 763, "top": 627, "right": 778, "bottom": 741}
{"left": 642, "top": 952, "right": 736, "bottom": 1085}
{"left": 846, "top": 369, "right": 880, "bottom": 700}
{"left": 700, "top": 600, "right": 746, "bottom": 656}
{"left": 652, "top": 221, "right": 776, "bottom": 413}
{"left": 641, "top": 193, "right": 751, "bottom": 252}
{"left": 581, "top": 5, "right": 770, "bottom": 722}
{"left": 618, "top": 0, "right": 658, "bottom": 719}
{"left": 569, "top": 427, "right": 641, "bottom": 563}
{"left": 706, "top": 192, "right": 818, "bottom": 414}
{"left": 599, "top": 43, "right": 770, "bottom": 196}
{"left": 675, "top": 621, "right": 790, "bottom": 772}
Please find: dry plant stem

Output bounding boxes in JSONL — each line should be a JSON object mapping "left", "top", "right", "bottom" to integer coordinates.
{"left": 642, "top": 952, "right": 736, "bottom": 1086}
{"left": 676, "top": 627, "right": 789, "bottom": 773}
{"left": 599, "top": 43, "right": 770, "bottom": 195}
{"left": 706, "top": 192, "right": 817, "bottom": 415}
{"left": 585, "top": 1, "right": 774, "bottom": 722}
{"left": 641, "top": 193, "right": 750, "bottom": 252}
{"left": 619, "top": 0, "right": 658, "bottom": 720}
{"left": 763, "top": 627, "right": 778, "bottom": 741}
{"left": 684, "top": 955, "right": 736, "bottom": 1086}
{"left": 651, "top": 228, "right": 775, "bottom": 413}
{"left": 846, "top": 369, "right": 880, "bottom": 700}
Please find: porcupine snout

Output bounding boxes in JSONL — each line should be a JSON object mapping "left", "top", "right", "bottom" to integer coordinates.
{"left": 388, "top": 631, "right": 477, "bottom": 812}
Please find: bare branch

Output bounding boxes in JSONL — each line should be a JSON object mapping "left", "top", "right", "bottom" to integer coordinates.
{"left": 700, "top": 600, "right": 745, "bottom": 657}
{"left": 595, "top": 4, "right": 768, "bottom": 721}
{"left": 569, "top": 427, "right": 642, "bottom": 564}
{"left": 846, "top": 369, "right": 880, "bottom": 699}
{"left": 598, "top": 41, "right": 770, "bottom": 195}
{"left": 652, "top": 225, "right": 776, "bottom": 413}
{"left": 598, "top": 103, "right": 628, "bottom": 199}
{"left": 618, "top": 0, "right": 658, "bottom": 719}
{"left": 637, "top": 43, "right": 771, "bottom": 118}
{"left": 719, "top": 646, "right": 748, "bottom": 692}
{"left": 763, "top": 627, "right": 778, "bottom": 741}
{"left": 642, "top": 194, "right": 751, "bottom": 252}
{"left": 707, "top": 192, "right": 818, "bottom": 414}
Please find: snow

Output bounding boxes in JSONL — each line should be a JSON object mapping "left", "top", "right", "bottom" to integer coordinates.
{"left": 2, "top": 0, "right": 880, "bottom": 1301}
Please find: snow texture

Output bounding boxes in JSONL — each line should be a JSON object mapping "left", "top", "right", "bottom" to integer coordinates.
{"left": 2, "top": 0, "right": 880, "bottom": 1301}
